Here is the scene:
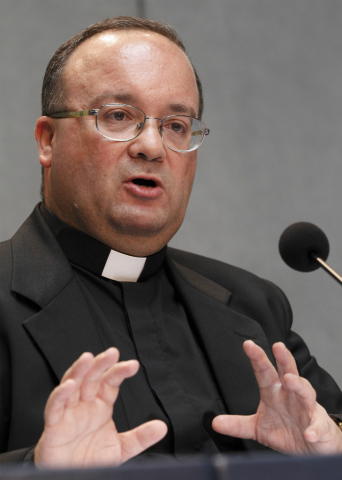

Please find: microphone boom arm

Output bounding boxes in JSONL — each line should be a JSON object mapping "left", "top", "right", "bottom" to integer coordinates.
{"left": 310, "top": 252, "right": 342, "bottom": 286}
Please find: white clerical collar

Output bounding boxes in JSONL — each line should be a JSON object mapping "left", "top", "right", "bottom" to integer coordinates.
{"left": 40, "top": 203, "right": 166, "bottom": 283}
{"left": 101, "top": 250, "right": 146, "bottom": 282}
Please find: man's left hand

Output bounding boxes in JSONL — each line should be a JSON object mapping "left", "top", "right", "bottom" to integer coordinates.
{"left": 212, "top": 341, "right": 342, "bottom": 455}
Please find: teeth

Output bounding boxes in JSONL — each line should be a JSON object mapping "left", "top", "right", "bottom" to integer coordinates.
{"left": 132, "top": 179, "right": 156, "bottom": 187}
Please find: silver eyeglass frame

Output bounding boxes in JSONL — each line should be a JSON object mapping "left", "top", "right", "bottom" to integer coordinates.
{"left": 49, "top": 103, "right": 210, "bottom": 153}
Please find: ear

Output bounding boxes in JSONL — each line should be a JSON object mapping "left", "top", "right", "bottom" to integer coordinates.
{"left": 35, "top": 116, "right": 55, "bottom": 168}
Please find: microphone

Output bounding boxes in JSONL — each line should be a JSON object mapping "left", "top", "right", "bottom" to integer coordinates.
{"left": 279, "top": 222, "right": 342, "bottom": 285}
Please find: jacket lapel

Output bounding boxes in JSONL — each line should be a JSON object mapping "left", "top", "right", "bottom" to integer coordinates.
{"left": 11, "top": 205, "right": 106, "bottom": 381}
{"left": 22, "top": 279, "right": 106, "bottom": 380}
{"left": 166, "top": 257, "right": 275, "bottom": 418}
{"left": 167, "top": 257, "right": 277, "bottom": 451}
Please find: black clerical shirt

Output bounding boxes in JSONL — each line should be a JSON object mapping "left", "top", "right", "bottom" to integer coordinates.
{"left": 40, "top": 204, "right": 244, "bottom": 457}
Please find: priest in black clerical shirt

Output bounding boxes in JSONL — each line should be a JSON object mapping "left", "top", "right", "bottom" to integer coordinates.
{"left": 41, "top": 203, "right": 245, "bottom": 456}
{"left": 2, "top": 16, "right": 342, "bottom": 468}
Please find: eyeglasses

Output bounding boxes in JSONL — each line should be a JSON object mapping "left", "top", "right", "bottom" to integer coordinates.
{"left": 49, "top": 103, "right": 210, "bottom": 153}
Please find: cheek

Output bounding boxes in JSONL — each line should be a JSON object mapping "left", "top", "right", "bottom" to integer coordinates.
{"left": 54, "top": 132, "right": 125, "bottom": 181}
{"left": 170, "top": 155, "right": 197, "bottom": 212}
{"left": 179, "top": 156, "right": 197, "bottom": 197}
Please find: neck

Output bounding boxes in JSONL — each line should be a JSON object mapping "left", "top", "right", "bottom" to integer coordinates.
{"left": 43, "top": 202, "right": 170, "bottom": 257}
{"left": 40, "top": 202, "right": 167, "bottom": 282}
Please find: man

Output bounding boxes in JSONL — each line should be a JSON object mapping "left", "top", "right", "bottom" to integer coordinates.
{"left": 1, "top": 16, "right": 342, "bottom": 468}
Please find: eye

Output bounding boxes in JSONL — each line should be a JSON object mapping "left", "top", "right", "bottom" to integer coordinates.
{"left": 164, "top": 118, "right": 188, "bottom": 134}
{"left": 107, "top": 110, "right": 128, "bottom": 121}
{"left": 170, "top": 122, "right": 185, "bottom": 133}
{"left": 113, "top": 111, "right": 125, "bottom": 121}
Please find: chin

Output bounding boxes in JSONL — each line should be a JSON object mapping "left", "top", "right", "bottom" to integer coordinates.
{"left": 120, "top": 220, "right": 168, "bottom": 237}
{"left": 111, "top": 207, "right": 167, "bottom": 233}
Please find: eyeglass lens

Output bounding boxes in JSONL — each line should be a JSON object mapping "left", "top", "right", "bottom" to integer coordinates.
{"left": 96, "top": 105, "right": 205, "bottom": 152}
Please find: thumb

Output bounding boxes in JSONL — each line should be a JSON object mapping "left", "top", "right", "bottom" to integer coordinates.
{"left": 212, "top": 414, "right": 256, "bottom": 440}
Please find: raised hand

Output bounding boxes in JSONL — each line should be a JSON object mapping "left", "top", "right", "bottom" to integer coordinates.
{"left": 34, "top": 348, "right": 167, "bottom": 468}
{"left": 212, "top": 341, "right": 342, "bottom": 455}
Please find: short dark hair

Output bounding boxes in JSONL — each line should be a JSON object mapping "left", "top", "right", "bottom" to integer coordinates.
{"left": 42, "top": 16, "right": 203, "bottom": 119}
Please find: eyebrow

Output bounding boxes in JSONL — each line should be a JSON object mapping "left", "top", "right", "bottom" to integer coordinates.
{"left": 90, "top": 93, "right": 198, "bottom": 118}
{"left": 168, "top": 103, "right": 198, "bottom": 118}
{"left": 90, "top": 92, "right": 136, "bottom": 107}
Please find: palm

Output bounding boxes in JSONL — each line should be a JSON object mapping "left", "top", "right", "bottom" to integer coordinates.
{"left": 35, "top": 349, "right": 167, "bottom": 468}
{"left": 254, "top": 386, "right": 315, "bottom": 453}
{"left": 43, "top": 399, "right": 120, "bottom": 465}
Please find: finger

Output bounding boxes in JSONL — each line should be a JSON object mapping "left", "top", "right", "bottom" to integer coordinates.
{"left": 80, "top": 348, "right": 120, "bottom": 401}
{"left": 304, "top": 408, "right": 335, "bottom": 444}
{"left": 243, "top": 340, "right": 279, "bottom": 389}
{"left": 44, "top": 379, "right": 77, "bottom": 427}
{"left": 98, "top": 360, "right": 140, "bottom": 404}
{"left": 102, "top": 359, "right": 140, "bottom": 386}
{"left": 61, "top": 352, "right": 94, "bottom": 383}
{"left": 119, "top": 420, "right": 168, "bottom": 463}
{"left": 272, "top": 342, "right": 299, "bottom": 385}
{"left": 303, "top": 405, "right": 342, "bottom": 455}
{"left": 61, "top": 352, "right": 95, "bottom": 407}
{"left": 212, "top": 414, "right": 256, "bottom": 440}
{"left": 283, "top": 372, "right": 317, "bottom": 412}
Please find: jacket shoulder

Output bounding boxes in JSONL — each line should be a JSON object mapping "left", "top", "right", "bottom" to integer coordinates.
{"left": 168, "top": 247, "right": 276, "bottom": 292}
{"left": 168, "top": 247, "right": 293, "bottom": 334}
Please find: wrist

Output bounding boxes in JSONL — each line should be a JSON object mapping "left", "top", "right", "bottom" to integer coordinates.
{"left": 330, "top": 415, "right": 342, "bottom": 433}
{"left": 329, "top": 415, "right": 342, "bottom": 453}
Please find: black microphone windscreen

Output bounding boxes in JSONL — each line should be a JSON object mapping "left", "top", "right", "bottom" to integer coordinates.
{"left": 279, "top": 222, "right": 330, "bottom": 272}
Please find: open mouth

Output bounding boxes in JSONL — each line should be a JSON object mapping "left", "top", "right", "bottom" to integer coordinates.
{"left": 132, "top": 178, "right": 156, "bottom": 188}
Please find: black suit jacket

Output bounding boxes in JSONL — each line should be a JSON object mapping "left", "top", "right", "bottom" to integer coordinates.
{"left": 1, "top": 205, "right": 342, "bottom": 463}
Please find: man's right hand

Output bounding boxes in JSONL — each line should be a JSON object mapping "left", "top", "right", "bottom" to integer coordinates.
{"left": 34, "top": 348, "right": 167, "bottom": 468}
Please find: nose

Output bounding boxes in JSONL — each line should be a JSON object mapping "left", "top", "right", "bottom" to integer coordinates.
{"left": 128, "top": 117, "right": 167, "bottom": 161}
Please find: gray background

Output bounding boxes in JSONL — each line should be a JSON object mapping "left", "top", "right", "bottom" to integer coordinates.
{"left": 1, "top": 0, "right": 342, "bottom": 386}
